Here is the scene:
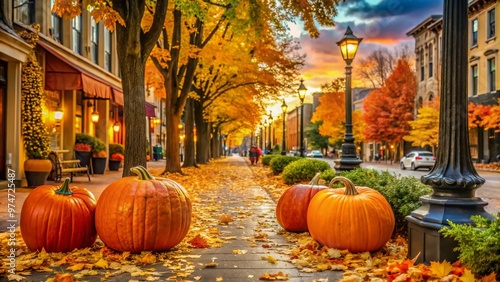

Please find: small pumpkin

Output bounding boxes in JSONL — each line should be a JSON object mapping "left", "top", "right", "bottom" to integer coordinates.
{"left": 95, "top": 166, "right": 191, "bottom": 253}
{"left": 307, "top": 176, "right": 395, "bottom": 253}
{"left": 276, "top": 173, "right": 328, "bottom": 232}
{"left": 20, "top": 178, "right": 97, "bottom": 252}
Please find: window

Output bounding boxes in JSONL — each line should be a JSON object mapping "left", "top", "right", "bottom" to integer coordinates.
{"left": 420, "top": 51, "right": 424, "bottom": 81}
{"left": 72, "top": 15, "right": 82, "bottom": 55}
{"left": 51, "top": 0, "right": 62, "bottom": 43}
{"left": 471, "top": 64, "right": 478, "bottom": 96}
{"left": 428, "top": 45, "right": 434, "bottom": 78}
{"left": 488, "top": 8, "right": 496, "bottom": 39}
{"left": 471, "top": 18, "right": 478, "bottom": 46}
{"left": 13, "top": 0, "right": 35, "bottom": 24}
{"left": 91, "top": 19, "right": 99, "bottom": 63}
{"left": 488, "top": 58, "right": 496, "bottom": 92}
{"left": 104, "top": 28, "right": 112, "bottom": 72}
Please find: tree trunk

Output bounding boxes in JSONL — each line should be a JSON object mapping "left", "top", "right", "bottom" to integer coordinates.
{"left": 182, "top": 98, "right": 197, "bottom": 167}
{"left": 112, "top": 0, "right": 168, "bottom": 176}
{"left": 194, "top": 100, "right": 210, "bottom": 164}
{"left": 163, "top": 75, "right": 183, "bottom": 174}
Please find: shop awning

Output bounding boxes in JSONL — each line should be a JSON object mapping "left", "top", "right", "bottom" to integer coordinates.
{"left": 38, "top": 40, "right": 112, "bottom": 100}
{"left": 145, "top": 102, "right": 156, "bottom": 118}
{"left": 112, "top": 88, "right": 124, "bottom": 106}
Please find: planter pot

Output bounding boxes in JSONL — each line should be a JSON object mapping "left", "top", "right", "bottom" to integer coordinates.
{"left": 108, "top": 160, "right": 121, "bottom": 171}
{"left": 75, "top": 150, "right": 92, "bottom": 168}
{"left": 92, "top": 157, "right": 107, "bottom": 174}
{"left": 24, "top": 159, "right": 52, "bottom": 188}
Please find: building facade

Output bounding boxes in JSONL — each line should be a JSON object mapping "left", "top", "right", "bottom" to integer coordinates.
{"left": 408, "top": 0, "right": 500, "bottom": 163}
{"left": 1, "top": 1, "right": 127, "bottom": 186}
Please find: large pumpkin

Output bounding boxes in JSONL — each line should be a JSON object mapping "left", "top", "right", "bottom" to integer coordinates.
{"left": 307, "top": 176, "right": 395, "bottom": 253}
{"left": 95, "top": 166, "right": 192, "bottom": 253}
{"left": 20, "top": 178, "right": 97, "bottom": 253}
{"left": 276, "top": 173, "right": 328, "bottom": 232}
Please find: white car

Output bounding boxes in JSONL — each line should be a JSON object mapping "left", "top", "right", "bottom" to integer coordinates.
{"left": 306, "top": 150, "right": 323, "bottom": 158}
{"left": 400, "top": 151, "right": 435, "bottom": 171}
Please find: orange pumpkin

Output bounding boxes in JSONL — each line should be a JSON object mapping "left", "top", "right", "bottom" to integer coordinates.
{"left": 20, "top": 178, "right": 97, "bottom": 252}
{"left": 95, "top": 166, "right": 191, "bottom": 253}
{"left": 276, "top": 173, "right": 328, "bottom": 232}
{"left": 307, "top": 176, "right": 395, "bottom": 253}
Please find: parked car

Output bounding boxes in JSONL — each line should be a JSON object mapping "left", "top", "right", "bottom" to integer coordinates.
{"left": 400, "top": 150, "right": 435, "bottom": 170}
{"left": 306, "top": 150, "right": 324, "bottom": 158}
{"left": 287, "top": 150, "right": 300, "bottom": 156}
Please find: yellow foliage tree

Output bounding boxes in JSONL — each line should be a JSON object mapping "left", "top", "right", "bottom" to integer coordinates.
{"left": 403, "top": 100, "right": 440, "bottom": 153}
{"left": 311, "top": 86, "right": 365, "bottom": 145}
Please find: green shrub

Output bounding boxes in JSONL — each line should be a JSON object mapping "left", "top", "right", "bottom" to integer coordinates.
{"left": 441, "top": 214, "right": 500, "bottom": 278}
{"left": 109, "top": 143, "right": 125, "bottom": 156}
{"left": 319, "top": 169, "right": 337, "bottom": 184}
{"left": 282, "top": 158, "right": 331, "bottom": 184}
{"left": 75, "top": 133, "right": 106, "bottom": 154}
{"left": 269, "top": 156, "right": 300, "bottom": 174}
{"left": 262, "top": 155, "right": 278, "bottom": 166}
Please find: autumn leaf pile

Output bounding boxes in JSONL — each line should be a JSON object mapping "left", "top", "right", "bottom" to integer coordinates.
{"left": 0, "top": 157, "right": 497, "bottom": 281}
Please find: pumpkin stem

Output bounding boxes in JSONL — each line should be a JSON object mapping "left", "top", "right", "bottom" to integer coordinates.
{"left": 55, "top": 178, "right": 73, "bottom": 195}
{"left": 130, "top": 165, "right": 155, "bottom": 180}
{"left": 308, "top": 172, "right": 321, "bottom": 186}
{"left": 328, "top": 176, "right": 358, "bottom": 195}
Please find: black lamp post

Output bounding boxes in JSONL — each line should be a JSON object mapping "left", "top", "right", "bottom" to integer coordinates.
{"left": 298, "top": 80, "right": 307, "bottom": 157}
{"left": 281, "top": 99, "right": 288, "bottom": 155}
{"left": 334, "top": 26, "right": 363, "bottom": 171}
{"left": 406, "top": 0, "right": 494, "bottom": 264}
{"left": 267, "top": 112, "right": 273, "bottom": 154}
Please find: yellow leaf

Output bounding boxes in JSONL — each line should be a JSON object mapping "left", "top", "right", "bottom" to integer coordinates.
{"left": 480, "top": 272, "right": 497, "bottom": 282}
{"left": 430, "top": 260, "right": 454, "bottom": 278}
{"left": 66, "top": 263, "right": 85, "bottom": 271}
{"left": 94, "top": 258, "right": 109, "bottom": 269}
{"left": 459, "top": 268, "right": 477, "bottom": 282}
{"left": 216, "top": 278, "right": 223, "bottom": 281}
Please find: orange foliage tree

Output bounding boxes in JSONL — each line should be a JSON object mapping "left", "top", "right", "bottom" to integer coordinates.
{"left": 362, "top": 58, "right": 417, "bottom": 160}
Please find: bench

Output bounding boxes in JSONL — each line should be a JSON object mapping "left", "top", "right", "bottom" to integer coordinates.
{"left": 48, "top": 152, "right": 91, "bottom": 182}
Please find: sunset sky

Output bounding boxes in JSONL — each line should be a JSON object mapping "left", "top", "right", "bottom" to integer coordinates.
{"left": 289, "top": 0, "right": 444, "bottom": 93}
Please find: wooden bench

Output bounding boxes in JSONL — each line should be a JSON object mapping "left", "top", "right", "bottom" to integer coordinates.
{"left": 49, "top": 152, "right": 91, "bottom": 182}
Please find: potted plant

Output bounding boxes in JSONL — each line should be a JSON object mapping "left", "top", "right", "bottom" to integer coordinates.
{"left": 108, "top": 143, "right": 124, "bottom": 171}
{"left": 91, "top": 137, "right": 107, "bottom": 174}
{"left": 75, "top": 133, "right": 94, "bottom": 169}
{"left": 20, "top": 27, "right": 52, "bottom": 187}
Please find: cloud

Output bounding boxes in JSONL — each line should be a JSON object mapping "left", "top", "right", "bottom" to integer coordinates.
{"left": 295, "top": 0, "right": 443, "bottom": 91}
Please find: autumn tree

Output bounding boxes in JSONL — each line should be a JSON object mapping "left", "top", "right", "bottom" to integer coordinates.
{"left": 53, "top": 0, "right": 168, "bottom": 176}
{"left": 355, "top": 45, "right": 413, "bottom": 88}
{"left": 311, "top": 78, "right": 365, "bottom": 145}
{"left": 404, "top": 99, "right": 440, "bottom": 153}
{"left": 362, "top": 58, "right": 417, "bottom": 160}
{"left": 305, "top": 121, "right": 329, "bottom": 152}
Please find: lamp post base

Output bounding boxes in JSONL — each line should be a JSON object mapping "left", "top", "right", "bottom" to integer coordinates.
{"left": 406, "top": 195, "right": 494, "bottom": 264}
{"left": 334, "top": 143, "right": 361, "bottom": 171}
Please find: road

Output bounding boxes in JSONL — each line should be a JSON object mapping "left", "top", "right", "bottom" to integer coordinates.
{"left": 318, "top": 158, "right": 500, "bottom": 215}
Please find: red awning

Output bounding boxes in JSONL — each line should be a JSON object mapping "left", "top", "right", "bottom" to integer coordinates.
{"left": 39, "top": 40, "right": 112, "bottom": 99}
{"left": 145, "top": 102, "right": 156, "bottom": 118}
{"left": 112, "top": 88, "right": 124, "bottom": 106}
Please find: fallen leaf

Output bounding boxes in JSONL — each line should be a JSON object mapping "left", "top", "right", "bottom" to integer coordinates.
{"left": 430, "top": 260, "right": 453, "bottom": 278}
{"left": 189, "top": 234, "right": 209, "bottom": 248}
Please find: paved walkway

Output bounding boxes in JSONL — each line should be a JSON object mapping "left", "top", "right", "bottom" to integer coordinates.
{"left": 0, "top": 156, "right": 342, "bottom": 281}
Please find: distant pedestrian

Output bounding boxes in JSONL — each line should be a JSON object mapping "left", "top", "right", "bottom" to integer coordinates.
{"left": 249, "top": 145, "right": 263, "bottom": 165}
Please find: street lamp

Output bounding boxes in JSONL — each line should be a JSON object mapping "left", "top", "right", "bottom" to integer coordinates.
{"left": 334, "top": 26, "right": 362, "bottom": 171}
{"left": 298, "top": 79, "right": 307, "bottom": 157}
{"left": 406, "top": 0, "right": 494, "bottom": 264}
{"left": 267, "top": 111, "right": 273, "bottom": 154}
{"left": 281, "top": 99, "right": 288, "bottom": 155}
